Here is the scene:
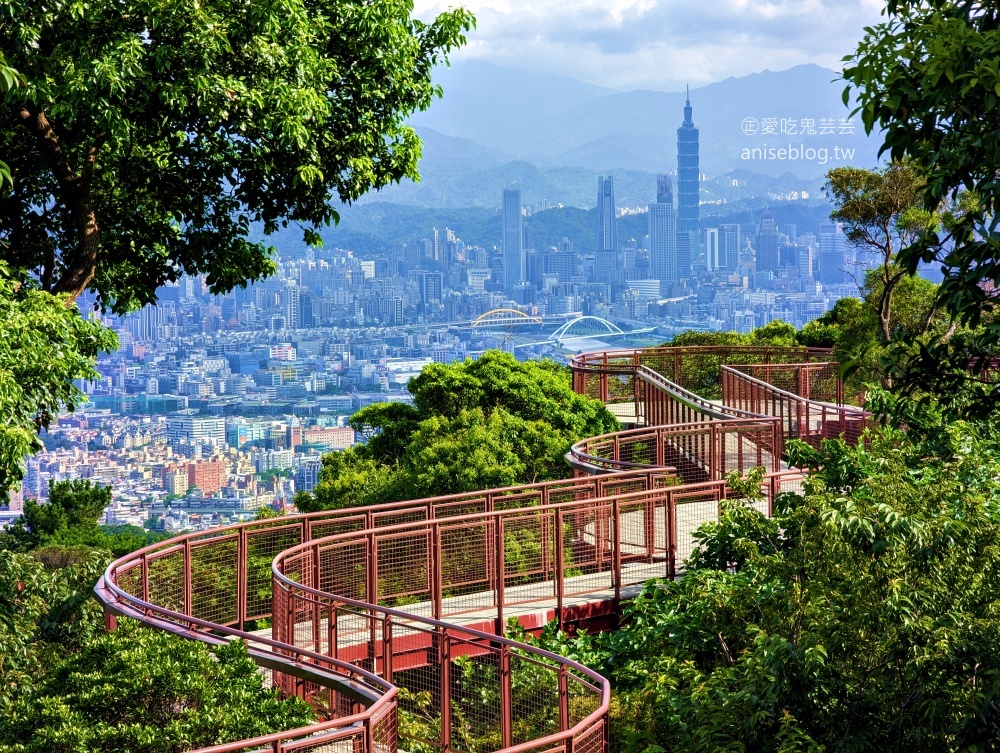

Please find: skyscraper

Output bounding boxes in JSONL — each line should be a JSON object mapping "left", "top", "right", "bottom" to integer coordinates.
{"left": 718, "top": 224, "right": 741, "bottom": 273}
{"left": 677, "top": 87, "right": 700, "bottom": 235}
{"left": 597, "top": 176, "right": 618, "bottom": 252}
{"left": 648, "top": 174, "right": 677, "bottom": 294}
{"left": 502, "top": 188, "right": 523, "bottom": 290}
{"left": 755, "top": 209, "right": 779, "bottom": 276}
{"left": 819, "top": 221, "right": 849, "bottom": 285}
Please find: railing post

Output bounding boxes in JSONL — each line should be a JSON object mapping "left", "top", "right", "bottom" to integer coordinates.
{"left": 495, "top": 516, "right": 505, "bottom": 635}
{"left": 367, "top": 532, "right": 377, "bottom": 607}
{"left": 383, "top": 614, "right": 393, "bottom": 682}
{"left": 440, "top": 631, "right": 453, "bottom": 753}
{"left": 555, "top": 508, "right": 565, "bottom": 629}
{"left": 236, "top": 528, "right": 247, "bottom": 627}
{"left": 432, "top": 522, "right": 442, "bottom": 621}
{"left": 183, "top": 538, "right": 193, "bottom": 619}
{"left": 558, "top": 663, "right": 570, "bottom": 734}
{"left": 500, "top": 644, "right": 513, "bottom": 749}
{"left": 612, "top": 498, "right": 621, "bottom": 605}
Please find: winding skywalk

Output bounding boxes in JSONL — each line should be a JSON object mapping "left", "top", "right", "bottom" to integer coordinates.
{"left": 94, "top": 346, "right": 869, "bottom": 753}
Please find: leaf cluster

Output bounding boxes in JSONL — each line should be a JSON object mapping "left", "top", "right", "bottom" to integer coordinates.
{"left": 298, "top": 351, "right": 619, "bottom": 511}
{"left": 535, "top": 423, "right": 1000, "bottom": 751}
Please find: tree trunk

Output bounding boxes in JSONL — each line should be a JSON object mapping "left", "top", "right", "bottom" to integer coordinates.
{"left": 18, "top": 107, "right": 101, "bottom": 303}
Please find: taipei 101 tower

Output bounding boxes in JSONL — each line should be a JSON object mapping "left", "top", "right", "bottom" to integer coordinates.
{"left": 677, "top": 86, "right": 700, "bottom": 234}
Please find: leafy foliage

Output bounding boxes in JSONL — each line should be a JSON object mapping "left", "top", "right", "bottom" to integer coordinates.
{"left": 843, "top": 2, "right": 1000, "bottom": 415}
{"left": 1, "top": 480, "right": 168, "bottom": 557}
{"left": 0, "top": 0, "right": 474, "bottom": 310}
{"left": 0, "top": 548, "right": 314, "bottom": 752}
{"left": 298, "top": 351, "right": 619, "bottom": 511}
{"left": 535, "top": 420, "right": 1000, "bottom": 751}
{"left": 0, "top": 269, "right": 117, "bottom": 495}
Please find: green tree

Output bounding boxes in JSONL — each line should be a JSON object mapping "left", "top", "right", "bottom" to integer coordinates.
{"left": 843, "top": 1, "right": 1000, "bottom": 414}
{"left": 823, "top": 162, "right": 934, "bottom": 345}
{"left": 0, "top": 0, "right": 473, "bottom": 311}
{"left": 536, "top": 417, "right": 1000, "bottom": 751}
{"left": 1, "top": 480, "right": 168, "bottom": 557}
{"left": 300, "top": 352, "right": 619, "bottom": 511}
{"left": 0, "top": 279, "right": 116, "bottom": 495}
{"left": 0, "top": 549, "right": 313, "bottom": 753}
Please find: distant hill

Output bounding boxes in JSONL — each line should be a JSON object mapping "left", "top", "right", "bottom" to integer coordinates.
{"left": 257, "top": 200, "right": 835, "bottom": 258}
{"left": 364, "top": 62, "right": 882, "bottom": 209}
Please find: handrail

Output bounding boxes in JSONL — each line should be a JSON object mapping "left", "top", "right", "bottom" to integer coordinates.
{"left": 93, "top": 345, "right": 844, "bottom": 753}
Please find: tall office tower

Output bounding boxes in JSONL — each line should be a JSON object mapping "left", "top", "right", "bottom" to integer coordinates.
{"left": 419, "top": 270, "right": 444, "bottom": 305}
{"left": 719, "top": 224, "right": 741, "bottom": 272}
{"left": 819, "top": 221, "right": 849, "bottom": 285}
{"left": 502, "top": 188, "right": 523, "bottom": 290}
{"left": 755, "top": 209, "right": 780, "bottom": 275}
{"left": 648, "top": 174, "right": 678, "bottom": 293}
{"left": 597, "top": 176, "right": 618, "bottom": 252}
{"left": 704, "top": 228, "right": 720, "bottom": 272}
{"left": 677, "top": 87, "right": 700, "bottom": 235}
{"left": 281, "top": 279, "right": 301, "bottom": 329}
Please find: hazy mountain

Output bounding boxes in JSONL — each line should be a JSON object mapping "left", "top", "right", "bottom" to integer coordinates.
{"left": 408, "top": 60, "right": 618, "bottom": 153}
{"left": 384, "top": 62, "right": 882, "bottom": 207}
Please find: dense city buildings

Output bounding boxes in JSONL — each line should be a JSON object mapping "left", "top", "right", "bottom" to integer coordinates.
{"left": 1, "top": 95, "right": 874, "bottom": 531}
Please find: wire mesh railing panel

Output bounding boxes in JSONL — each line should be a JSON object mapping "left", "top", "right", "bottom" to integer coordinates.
{"left": 319, "top": 540, "right": 369, "bottom": 604}
{"left": 439, "top": 520, "right": 495, "bottom": 617}
{"left": 146, "top": 546, "right": 186, "bottom": 617}
{"left": 562, "top": 504, "right": 614, "bottom": 598}
{"left": 448, "top": 645, "right": 503, "bottom": 752}
{"left": 572, "top": 719, "right": 607, "bottom": 753}
{"left": 115, "top": 560, "right": 143, "bottom": 599}
{"left": 377, "top": 530, "right": 431, "bottom": 608}
{"left": 246, "top": 523, "right": 303, "bottom": 621}
{"left": 509, "top": 653, "right": 562, "bottom": 747}
{"left": 673, "top": 490, "right": 724, "bottom": 569}
{"left": 503, "top": 512, "right": 555, "bottom": 604}
{"left": 392, "top": 623, "right": 446, "bottom": 749}
{"left": 190, "top": 535, "right": 239, "bottom": 626}
{"left": 617, "top": 498, "right": 668, "bottom": 590}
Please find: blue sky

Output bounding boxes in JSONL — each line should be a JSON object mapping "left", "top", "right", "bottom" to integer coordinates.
{"left": 414, "top": 0, "right": 886, "bottom": 91}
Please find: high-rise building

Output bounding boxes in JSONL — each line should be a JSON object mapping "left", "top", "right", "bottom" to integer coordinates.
{"left": 677, "top": 87, "right": 700, "bottom": 235}
{"left": 597, "top": 176, "right": 618, "bottom": 252}
{"left": 704, "top": 227, "right": 720, "bottom": 272}
{"left": 502, "top": 188, "right": 523, "bottom": 290}
{"left": 819, "top": 221, "right": 849, "bottom": 285}
{"left": 281, "top": 279, "right": 301, "bottom": 329}
{"left": 755, "top": 209, "right": 779, "bottom": 276}
{"left": 718, "top": 224, "right": 741, "bottom": 273}
{"left": 648, "top": 174, "right": 677, "bottom": 293}
{"left": 419, "top": 270, "right": 443, "bottom": 305}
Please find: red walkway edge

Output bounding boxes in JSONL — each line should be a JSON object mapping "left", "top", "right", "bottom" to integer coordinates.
{"left": 94, "top": 346, "right": 867, "bottom": 753}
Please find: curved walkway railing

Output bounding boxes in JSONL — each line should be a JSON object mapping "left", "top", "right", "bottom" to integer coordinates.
{"left": 94, "top": 346, "right": 851, "bottom": 753}
{"left": 721, "top": 365, "right": 870, "bottom": 447}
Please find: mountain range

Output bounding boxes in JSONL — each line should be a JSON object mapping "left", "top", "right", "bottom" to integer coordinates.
{"left": 354, "top": 61, "right": 881, "bottom": 210}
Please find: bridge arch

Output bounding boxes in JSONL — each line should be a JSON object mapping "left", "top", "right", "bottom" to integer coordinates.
{"left": 471, "top": 308, "right": 543, "bottom": 327}
{"left": 549, "top": 316, "right": 624, "bottom": 344}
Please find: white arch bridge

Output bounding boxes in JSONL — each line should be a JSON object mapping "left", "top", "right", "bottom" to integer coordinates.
{"left": 516, "top": 315, "right": 654, "bottom": 348}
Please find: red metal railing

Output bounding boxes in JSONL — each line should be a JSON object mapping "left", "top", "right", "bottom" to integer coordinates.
{"left": 724, "top": 361, "right": 846, "bottom": 405}
{"left": 96, "top": 470, "right": 669, "bottom": 753}
{"left": 570, "top": 345, "right": 832, "bottom": 406}
{"left": 270, "top": 470, "right": 808, "bottom": 753}
{"left": 567, "top": 420, "right": 783, "bottom": 480}
{"left": 721, "top": 366, "right": 870, "bottom": 447}
{"left": 93, "top": 346, "right": 850, "bottom": 753}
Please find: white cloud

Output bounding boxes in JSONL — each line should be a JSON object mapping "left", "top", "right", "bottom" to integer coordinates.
{"left": 415, "top": 0, "right": 886, "bottom": 90}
